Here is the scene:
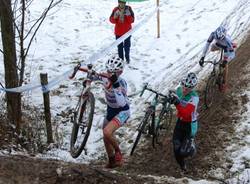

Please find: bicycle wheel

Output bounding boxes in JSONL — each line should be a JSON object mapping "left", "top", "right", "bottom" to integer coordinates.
{"left": 70, "top": 92, "right": 95, "bottom": 158}
{"left": 204, "top": 74, "right": 217, "bottom": 108}
{"left": 130, "top": 108, "right": 154, "bottom": 156}
{"left": 153, "top": 107, "right": 173, "bottom": 147}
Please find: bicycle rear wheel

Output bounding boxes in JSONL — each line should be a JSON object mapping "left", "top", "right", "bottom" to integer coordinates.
{"left": 153, "top": 107, "right": 173, "bottom": 147}
{"left": 204, "top": 74, "right": 217, "bottom": 108}
{"left": 130, "top": 108, "right": 154, "bottom": 156}
{"left": 70, "top": 92, "right": 95, "bottom": 158}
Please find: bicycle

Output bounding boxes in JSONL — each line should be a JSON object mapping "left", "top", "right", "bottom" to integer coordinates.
{"left": 130, "top": 83, "right": 173, "bottom": 156}
{"left": 203, "top": 49, "right": 224, "bottom": 108}
{"left": 69, "top": 63, "right": 108, "bottom": 158}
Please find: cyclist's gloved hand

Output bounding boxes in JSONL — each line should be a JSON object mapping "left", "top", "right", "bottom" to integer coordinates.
{"left": 169, "top": 93, "right": 180, "bottom": 105}
{"left": 199, "top": 57, "right": 205, "bottom": 67}
{"left": 74, "top": 63, "right": 81, "bottom": 72}
{"left": 109, "top": 74, "right": 120, "bottom": 88}
{"left": 220, "top": 60, "right": 227, "bottom": 68}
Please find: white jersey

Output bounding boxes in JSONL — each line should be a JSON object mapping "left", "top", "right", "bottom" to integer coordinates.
{"left": 101, "top": 77, "right": 129, "bottom": 109}
{"left": 202, "top": 31, "right": 234, "bottom": 58}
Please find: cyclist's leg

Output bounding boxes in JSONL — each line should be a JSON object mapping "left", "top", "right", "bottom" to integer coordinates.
{"left": 103, "top": 109, "right": 130, "bottom": 166}
{"left": 173, "top": 119, "right": 186, "bottom": 170}
{"left": 102, "top": 106, "right": 118, "bottom": 167}
{"left": 221, "top": 51, "right": 235, "bottom": 90}
{"left": 210, "top": 43, "right": 220, "bottom": 52}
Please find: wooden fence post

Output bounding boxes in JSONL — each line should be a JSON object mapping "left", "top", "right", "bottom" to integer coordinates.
{"left": 40, "top": 73, "right": 54, "bottom": 144}
{"left": 157, "top": 0, "right": 160, "bottom": 38}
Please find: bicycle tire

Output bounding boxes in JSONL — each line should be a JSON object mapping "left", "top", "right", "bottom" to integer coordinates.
{"left": 70, "top": 92, "right": 95, "bottom": 158}
{"left": 130, "top": 108, "right": 154, "bottom": 156}
{"left": 204, "top": 74, "right": 217, "bottom": 108}
{"left": 153, "top": 107, "right": 173, "bottom": 147}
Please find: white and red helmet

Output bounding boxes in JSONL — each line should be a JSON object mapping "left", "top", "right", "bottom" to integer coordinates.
{"left": 106, "top": 56, "right": 124, "bottom": 73}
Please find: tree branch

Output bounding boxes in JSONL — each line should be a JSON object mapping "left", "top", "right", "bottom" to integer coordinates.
{"left": 24, "top": 0, "right": 62, "bottom": 58}
{"left": 18, "top": 0, "right": 26, "bottom": 85}
{"left": 24, "top": 0, "right": 62, "bottom": 40}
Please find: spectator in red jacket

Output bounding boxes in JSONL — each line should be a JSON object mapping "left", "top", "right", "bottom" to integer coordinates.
{"left": 110, "top": 0, "right": 134, "bottom": 64}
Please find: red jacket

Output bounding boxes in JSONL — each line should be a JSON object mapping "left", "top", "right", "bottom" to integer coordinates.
{"left": 110, "top": 6, "right": 134, "bottom": 36}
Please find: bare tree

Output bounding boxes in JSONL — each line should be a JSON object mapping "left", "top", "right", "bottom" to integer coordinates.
{"left": 14, "top": 0, "right": 62, "bottom": 86}
{"left": 0, "top": 0, "right": 21, "bottom": 132}
{"left": 0, "top": 0, "right": 62, "bottom": 133}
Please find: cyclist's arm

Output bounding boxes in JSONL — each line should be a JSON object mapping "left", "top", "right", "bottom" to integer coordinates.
{"left": 225, "top": 36, "right": 235, "bottom": 51}
{"left": 113, "top": 79, "right": 128, "bottom": 107}
{"left": 201, "top": 32, "right": 214, "bottom": 58}
{"left": 113, "top": 88, "right": 127, "bottom": 107}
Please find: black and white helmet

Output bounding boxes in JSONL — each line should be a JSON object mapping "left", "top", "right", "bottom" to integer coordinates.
{"left": 106, "top": 56, "right": 124, "bottom": 73}
{"left": 215, "top": 26, "right": 227, "bottom": 40}
{"left": 181, "top": 72, "right": 198, "bottom": 89}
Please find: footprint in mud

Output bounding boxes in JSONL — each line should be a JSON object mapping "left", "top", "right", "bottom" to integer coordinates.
{"left": 182, "top": 27, "right": 189, "bottom": 32}
{"left": 184, "top": 20, "right": 188, "bottom": 25}
{"left": 74, "top": 29, "right": 79, "bottom": 33}
{"left": 176, "top": 48, "right": 181, "bottom": 54}
{"left": 185, "top": 42, "right": 191, "bottom": 47}
{"left": 149, "top": 58, "right": 155, "bottom": 64}
{"left": 193, "top": 15, "right": 201, "bottom": 21}
{"left": 176, "top": 34, "right": 181, "bottom": 40}
{"left": 79, "top": 45, "right": 88, "bottom": 51}
{"left": 187, "top": 8, "right": 195, "bottom": 13}
{"left": 140, "top": 53, "right": 150, "bottom": 57}
{"left": 127, "top": 80, "right": 137, "bottom": 94}
{"left": 160, "top": 56, "right": 166, "bottom": 59}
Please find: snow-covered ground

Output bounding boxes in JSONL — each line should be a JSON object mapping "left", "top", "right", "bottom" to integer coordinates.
{"left": 0, "top": 0, "right": 250, "bottom": 183}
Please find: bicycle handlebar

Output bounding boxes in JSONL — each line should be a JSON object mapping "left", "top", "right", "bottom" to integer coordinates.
{"left": 140, "top": 83, "right": 170, "bottom": 99}
{"left": 69, "top": 63, "right": 109, "bottom": 79}
{"left": 140, "top": 83, "right": 148, "bottom": 97}
{"left": 204, "top": 60, "right": 220, "bottom": 66}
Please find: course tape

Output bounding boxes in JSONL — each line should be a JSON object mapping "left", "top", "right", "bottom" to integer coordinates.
{"left": 0, "top": 7, "right": 159, "bottom": 93}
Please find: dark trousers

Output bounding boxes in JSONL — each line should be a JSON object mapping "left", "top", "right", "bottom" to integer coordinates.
{"left": 116, "top": 35, "right": 131, "bottom": 62}
{"left": 172, "top": 119, "right": 192, "bottom": 168}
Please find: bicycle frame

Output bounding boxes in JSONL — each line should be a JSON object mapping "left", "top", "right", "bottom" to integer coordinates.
{"left": 205, "top": 49, "right": 224, "bottom": 77}
{"left": 69, "top": 63, "right": 108, "bottom": 158}
{"left": 141, "top": 84, "right": 172, "bottom": 144}
{"left": 130, "top": 84, "right": 173, "bottom": 155}
{"left": 203, "top": 49, "right": 225, "bottom": 108}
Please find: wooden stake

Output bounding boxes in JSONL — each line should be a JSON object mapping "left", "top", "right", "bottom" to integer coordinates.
{"left": 40, "top": 73, "right": 53, "bottom": 144}
{"left": 157, "top": 0, "right": 160, "bottom": 38}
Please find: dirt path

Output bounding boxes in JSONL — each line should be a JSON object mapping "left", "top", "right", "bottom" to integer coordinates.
{"left": 119, "top": 34, "right": 250, "bottom": 181}
{"left": 0, "top": 35, "right": 250, "bottom": 183}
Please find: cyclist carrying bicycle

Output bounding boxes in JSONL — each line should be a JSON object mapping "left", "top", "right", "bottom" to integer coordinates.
{"left": 90, "top": 56, "right": 130, "bottom": 168}
{"left": 169, "top": 72, "right": 199, "bottom": 171}
{"left": 199, "top": 26, "right": 236, "bottom": 92}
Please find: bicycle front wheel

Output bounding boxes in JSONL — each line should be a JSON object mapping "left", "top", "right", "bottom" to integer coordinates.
{"left": 70, "top": 92, "right": 95, "bottom": 158}
{"left": 204, "top": 74, "right": 217, "bottom": 108}
{"left": 153, "top": 107, "right": 173, "bottom": 147}
{"left": 130, "top": 108, "right": 154, "bottom": 156}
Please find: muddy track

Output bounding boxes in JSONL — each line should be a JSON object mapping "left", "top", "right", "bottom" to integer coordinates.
{"left": 0, "top": 35, "right": 250, "bottom": 183}
{"left": 119, "top": 34, "right": 250, "bottom": 180}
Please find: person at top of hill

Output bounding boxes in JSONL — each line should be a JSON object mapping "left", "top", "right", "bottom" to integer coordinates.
{"left": 169, "top": 72, "right": 199, "bottom": 171}
{"left": 110, "top": 0, "right": 134, "bottom": 64}
{"left": 199, "top": 26, "right": 236, "bottom": 92}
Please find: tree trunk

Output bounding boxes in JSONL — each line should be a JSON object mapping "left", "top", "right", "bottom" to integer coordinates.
{"left": 0, "top": 0, "right": 22, "bottom": 132}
